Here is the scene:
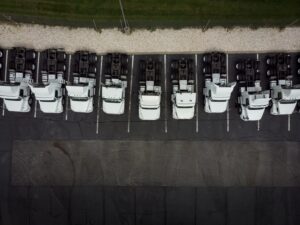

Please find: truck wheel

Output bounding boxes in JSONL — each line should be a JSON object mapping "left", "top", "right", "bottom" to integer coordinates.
{"left": 121, "top": 54, "right": 128, "bottom": 64}
{"left": 28, "top": 97, "right": 33, "bottom": 105}
{"left": 139, "top": 60, "right": 146, "bottom": 71}
{"left": 89, "top": 54, "right": 97, "bottom": 64}
{"left": 203, "top": 54, "right": 211, "bottom": 63}
{"left": 0, "top": 50, "right": 3, "bottom": 58}
{"left": 57, "top": 52, "right": 66, "bottom": 62}
{"left": 26, "top": 50, "right": 36, "bottom": 60}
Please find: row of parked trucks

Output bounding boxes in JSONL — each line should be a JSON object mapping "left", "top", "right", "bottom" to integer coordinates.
{"left": 0, "top": 48, "right": 300, "bottom": 121}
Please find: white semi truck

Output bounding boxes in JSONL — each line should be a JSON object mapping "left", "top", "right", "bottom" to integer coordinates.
{"left": 0, "top": 47, "right": 36, "bottom": 112}
{"left": 29, "top": 49, "right": 66, "bottom": 113}
{"left": 66, "top": 51, "right": 97, "bottom": 113}
{"left": 236, "top": 59, "right": 270, "bottom": 121}
{"left": 266, "top": 53, "right": 300, "bottom": 115}
{"left": 102, "top": 53, "right": 128, "bottom": 115}
{"left": 202, "top": 52, "right": 236, "bottom": 113}
{"left": 138, "top": 58, "right": 162, "bottom": 120}
{"left": 170, "top": 58, "right": 196, "bottom": 120}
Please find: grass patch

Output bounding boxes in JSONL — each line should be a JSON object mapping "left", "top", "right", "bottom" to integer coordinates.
{"left": 0, "top": 0, "right": 299, "bottom": 28}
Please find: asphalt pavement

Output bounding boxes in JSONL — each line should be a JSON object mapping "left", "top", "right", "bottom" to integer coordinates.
{"left": 0, "top": 50, "right": 300, "bottom": 225}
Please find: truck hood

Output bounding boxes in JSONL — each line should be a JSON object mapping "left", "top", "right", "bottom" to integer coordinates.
{"left": 102, "top": 100, "right": 125, "bottom": 115}
{"left": 272, "top": 101, "right": 297, "bottom": 115}
{"left": 102, "top": 86, "right": 123, "bottom": 100}
{"left": 0, "top": 85, "right": 21, "bottom": 99}
{"left": 175, "top": 92, "right": 196, "bottom": 107}
{"left": 38, "top": 98, "right": 63, "bottom": 113}
{"left": 211, "top": 82, "right": 236, "bottom": 100}
{"left": 4, "top": 97, "right": 30, "bottom": 112}
{"left": 66, "top": 85, "right": 89, "bottom": 98}
{"left": 281, "top": 88, "right": 300, "bottom": 100}
{"left": 140, "top": 94, "right": 161, "bottom": 108}
{"left": 70, "top": 98, "right": 93, "bottom": 113}
{"left": 139, "top": 106, "right": 160, "bottom": 120}
{"left": 242, "top": 107, "right": 266, "bottom": 121}
{"left": 205, "top": 99, "right": 228, "bottom": 113}
{"left": 249, "top": 96, "right": 270, "bottom": 108}
{"left": 173, "top": 105, "right": 195, "bottom": 120}
{"left": 30, "top": 84, "right": 57, "bottom": 101}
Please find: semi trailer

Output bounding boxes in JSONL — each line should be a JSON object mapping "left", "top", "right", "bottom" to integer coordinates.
{"left": 202, "top": 52, "right": 236, "bottom": 113}
{"left": 29, "top": 49, "right": 66, "bottom": 113}
{"left": 66, "top": 51, "right": 97, "bottom": 113}
{"left": 102, "top": 53, "right": 129, "bottom": 115}
{"left": 0, "top": 47, "right": 36, "bottom": 112}
{"left": 138, "top": 58, "right": 162, "bottom": 120}
{"left": 170, "top": 58, "right": 196, "bottom": 119}
{"left": 236, "top": 59, "right": 270, "bottom": 121}
{"left": 266, "top": 53, "right": 300, "bottom": 115}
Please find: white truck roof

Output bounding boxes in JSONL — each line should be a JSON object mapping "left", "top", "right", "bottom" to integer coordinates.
{"left": 0, "top": 85, "right": 21, "bottom": 99}
{"left": 175, "top": 92, "right": 196, "bottom": 107}
{"left": 30, "top": 83, "right": 56, "bottom": 101}
{"left": 102, "top": 86, "right": 123, "bottom": 100}
{"left": 210, "top": 82, "right": 236, "bottom": 100}
{"left": 66, "top": 85, "right": 89, "bottom": 98}
{"left": 140, "top": 95, "right": 161, "bottom": 108}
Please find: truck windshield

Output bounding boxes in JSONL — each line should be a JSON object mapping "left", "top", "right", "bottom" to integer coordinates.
{"left": 103, "top": 98, "right": 122, "bottom": 103}
{"left": 71, "top": 97, "right": 89, "bottom": 101}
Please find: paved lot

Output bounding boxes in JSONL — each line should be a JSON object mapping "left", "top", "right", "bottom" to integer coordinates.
{"left": 0, "top": 51, "right": 299, "bottom": 141}
{"left": 0, "top": 50, "right": 300, "bottom": 225}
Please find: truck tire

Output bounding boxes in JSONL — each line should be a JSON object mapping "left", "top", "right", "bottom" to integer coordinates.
{"left": 0, "top": 50, "right": 3, "bottom": 58}
{"left": 203, "top": 54, "right": 211, "bottom": 63}
{"left": 26, "top": 50, "right": 36, "bottom": 61}
{"left": 57, "top": 52, "right": 66, "bottom": 62}
{"left": 89, "top": 54, "right": 97, "bottom": 64}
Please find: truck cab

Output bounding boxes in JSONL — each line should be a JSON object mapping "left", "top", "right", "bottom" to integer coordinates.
{"left": 66, "top": 51, "right": 97, "bottom": 113}
{"left": 266, "top": 53, "right": 300, "bottom": 115}
{"left": 138, "top": 58, "right": 162, "bottom": 120}
{"left": 0, "top": 47, "right": 36, "bottom": 112}
{"left": 171, "top": 58, "right": 196, "bottom": 120}
{"left": 236, "top": 59, "right": 270, "bottom": 121}
{"left": 102, "top": 53, "right": 128, "bottom": 115}
{"left": 202, "top": 52, "right": 236, "bottom": 113}
{"left": 29, "top": 49, "right": 66, "bottom": 113}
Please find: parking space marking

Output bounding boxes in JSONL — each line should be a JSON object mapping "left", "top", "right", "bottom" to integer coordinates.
{"left": 288, "top": 115, "right": 291, "bottom": 132}
{"left": 195, "top": 54, "right": 199, "bottom": 133}
{"left": 164, "top": 54, "right": 168, "bottom": 133}
{"left": 65, "top": 55, "right": 72, "bottom": 121}
{"left": 96, "top": 55, "right": 103, "bottom": 134}
{"left": 127, "top": 55, "right": 134, "bottom": 133}
{"left": 34, "top": 52, "right": 40, "bottom": 118}
{"left": 226, "top": 53, "right": 229, "bottom": 132}
{"left": 2, "top": 50, "right": 8, "bottom": 116}
{"left": 256, "top": 53, "right": 259, "bottom": 130}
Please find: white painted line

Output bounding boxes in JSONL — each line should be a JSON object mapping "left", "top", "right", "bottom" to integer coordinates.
{"left": 34, "top": 52, "right": 40, "bottom": 118}
{"left": 127, "top": 55, "right": 134, "bottom": 133}
{"left": 164, "top": 54, "right": 168, "bottom": 133}
{"left": 256, "top": 54, "right": 260, "bottom": 131}
{"left": 96, "top": 55, "right": 103, "bottom": 134}
{"left": 226, "top": 53, "right": 229, "bottom": 132}
{"left": 195, "top": 54, "right": 199, "bottom": 133}
{"left": 288, "top": 115, "right": 291, "bottom": 132}
{"left": 65, "top": 55, "right": 72, "bottom": 121}
{"left": 2, "top": 50, "right": 8, "bottom": 116}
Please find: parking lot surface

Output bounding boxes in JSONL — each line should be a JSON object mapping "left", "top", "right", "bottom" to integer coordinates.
{"left": 0, "top": 49, "right": 300, "bottom": 225}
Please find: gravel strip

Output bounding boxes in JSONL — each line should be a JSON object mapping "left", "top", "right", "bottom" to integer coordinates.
{"left": 0, "top": 23, "right": 299, "bottom": 53}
